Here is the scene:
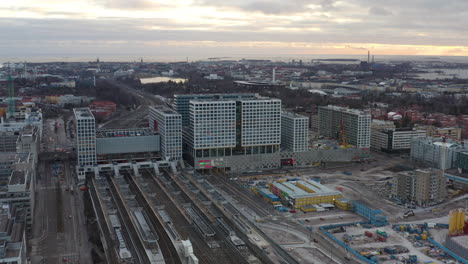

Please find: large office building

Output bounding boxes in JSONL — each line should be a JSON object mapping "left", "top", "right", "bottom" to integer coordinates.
{"left": 173, "top": 93, "right": 258, "bottom": 126}
{"left": 318, "top": 105, "right": 371, "bottom": 149}
{"left": 148, "top": 106, "right": 182, "bottom": 161}
{"left": 281, "top": 111, "right": 309, "bottom": 152}
{"left": 392, "top": 169, "right": 447, "bottom": 206}
{"left": 74, "top": 108, "right": 97, "bottom": 168}
{"left": 184, "top": 95, "right": 281, "bottom": 168}
{"left": 371, "top": 128, "right": 426, "bottom": 153}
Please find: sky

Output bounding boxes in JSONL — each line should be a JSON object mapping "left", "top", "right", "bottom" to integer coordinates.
{"left": 1, "top": 0, "right": 468, "bottom": 60}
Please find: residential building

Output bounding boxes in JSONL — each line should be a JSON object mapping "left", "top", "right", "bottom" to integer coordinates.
{"left": 392, "top": 169, "right": 447, "bottom": 206}
{"left": 0, "top": 152, "right": 35, "bottom": 233}
{"left": 74, "top": 108, "right": 96, "bottom": 169}
{"left": 371, "top": 120, "right": 396, "bottom": 130}
{"left": 0, "top": 131, "right": 18, "bottom": 153}
{"left": 410, "top": 137, "right": 468, "bottom": 169}
{"left": 414, "top": 125, "right": 462, "bottom": 141}
{"left": 148, "top": 106, "right": 182, "bottom": 160}
{"left": 183, "top": 95, "right": 281, "bottom": 168}
{"left": 318, "top": 105, "right": 371, "bottom": 149}
{"left": 281, "top": 111, "right": 309, "bottom": 152}
{"left": 310, "top": 114, "right": 319, "bottom": 132}
{"left": 173, "top": 93, "right": 258, "bottom": 126}
{"left": 371, "top": 128, "right": 426, "bottom": 152}
{"left": 0, "top": 204, "right": 27, "bottom": 264}
{"left": 456, "top": 151, "right": 468, "bottom": 173}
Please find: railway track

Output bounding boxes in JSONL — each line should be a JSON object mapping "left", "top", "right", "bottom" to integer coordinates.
{"left": 122, "top": 170, "right": 182, "bottom": 264}
{"left": 139, "top": 169, "right": 222, "bottom": 263}
{"left": 106, "top": 174, "right": 149, "bottom": 264}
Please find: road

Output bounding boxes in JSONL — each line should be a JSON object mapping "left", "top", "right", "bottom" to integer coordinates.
{"left": 29, "top": 116, "right": 92, "bottom": 264}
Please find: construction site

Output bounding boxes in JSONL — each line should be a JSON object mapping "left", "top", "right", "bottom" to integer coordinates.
{"left": 202, "top": 151, "right": 468, "bottom": 264}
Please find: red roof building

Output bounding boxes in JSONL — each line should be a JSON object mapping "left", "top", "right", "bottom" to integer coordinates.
{"left": 89, "top": 101, "right": 117, "bottom": 119}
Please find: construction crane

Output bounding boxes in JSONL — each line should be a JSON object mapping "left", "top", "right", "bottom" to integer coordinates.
{"left": 7, "top": 74, "right": 15, "bottom": 120}
{"left": 339, "top": 118, "right": 352, "bottom": 148}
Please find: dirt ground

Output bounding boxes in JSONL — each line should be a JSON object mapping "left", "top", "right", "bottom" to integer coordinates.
{"left": 336, "top": 225, "right": 449, "bottom": 264}
{"left": 287, "top": 247, "right": 338, "bottom": 264}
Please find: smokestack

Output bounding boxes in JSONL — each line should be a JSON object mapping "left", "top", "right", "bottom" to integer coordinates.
{"left": 372, "top": 55, "right": 375, "bottom": 64}
{"left": 272, "top": 67, "right": 276, "bottom": 83}
{"left": 368, "top": 50, "right": 370, "bottom": 63}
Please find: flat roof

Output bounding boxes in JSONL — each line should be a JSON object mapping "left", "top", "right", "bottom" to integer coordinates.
{"left": 272, "top": 182, "right": 310, "bottom": 199}
{"left": 149, "top": 105, "right": 180, "bottom": 115}
{"left": 9, "top": 171, "right": 25, "bottom": 185}
{"left": 73, "top": 107, "right": 94, "bottom": 119}
{"left": 282, "top": 111, "right": 308, "bottom": 119}
{"left": 320, "top": 105, "right": 370, "bottom": 116}
{"left": 297, "top": 180, "right": 341, "bottom": 196}
{"left": 174, "top": 93, "right": 258, "bottom": 98}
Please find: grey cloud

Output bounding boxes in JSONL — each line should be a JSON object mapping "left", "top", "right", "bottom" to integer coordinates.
{"left": 197, "top": 0, "right": 337, "bottom": 14}
{"left": 368, "top": 6, "right": 392, "bottom": 16}
{"left": 90, "top": 0, "right": 160, "bottom": 10}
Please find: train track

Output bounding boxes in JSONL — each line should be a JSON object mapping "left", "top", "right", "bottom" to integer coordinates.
{"left": 145, "top": 168, "right": 250, "bottom": 264}
{"left": 88, "top": 178, "right": 120, "bottom": 264}
{"left": 207, "top": 173, "right": 271, "bottom": 217}
{"left": 139, "top": 169, "right": 222, "bottom": 264}
{"left": 122, "top": 171, "right": 182, "bottom": 264}
{"left": 107, "top": 175, "right": 150, "bottom": 264}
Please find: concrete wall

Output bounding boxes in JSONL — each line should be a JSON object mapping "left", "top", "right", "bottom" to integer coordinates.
{"left": 96, "top": 135, "right": 160, "bottom": 155}
{"left": 193, "top": 148, "right": 369, "bottom": 172}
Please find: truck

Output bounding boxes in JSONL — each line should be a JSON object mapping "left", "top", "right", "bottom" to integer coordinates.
{"left": 376, "top": 230, "right": 388, "bottom": 238}
{"left": 403, "top": 210, "right": 415, "bottom": 218}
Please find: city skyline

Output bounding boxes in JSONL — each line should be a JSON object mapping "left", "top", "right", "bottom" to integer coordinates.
{"left": 1, "top": 0, "right": 468, "bottom": 58}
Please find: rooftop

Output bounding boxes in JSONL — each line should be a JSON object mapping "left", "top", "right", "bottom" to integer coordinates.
{"left": 320, "top": 105, "right": 370, "bottom": 116}
{"left": 96, "top": 128, "right": 155, "bottom": 138}
{"left": 73, "top": 107, "right": 95, "bottom": 120}
{"left": 174, "top": 93, "right": 258, "bottom": 99}
{"left": 149, "top": 105, "right": 180, "bottom": 115}
{"left": 282, "top": 111, "right": 308, "bottom": 119}
{"left": 9, "top": 171, "right": 26, "bottom": 185}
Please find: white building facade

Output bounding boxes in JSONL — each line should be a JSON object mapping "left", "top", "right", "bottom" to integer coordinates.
{"left": 74, "top": 108, "right": 96, "bottom": 168}
{"left": 281, "top": 111, "right": 309, "bottom": 152}
{"left": 148, "top": 106, "right": 182, "bottom": 160}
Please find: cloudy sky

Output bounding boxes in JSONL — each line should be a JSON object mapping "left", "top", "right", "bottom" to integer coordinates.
{"left": 1, "top": 0, "right": 468, "bottom": 60}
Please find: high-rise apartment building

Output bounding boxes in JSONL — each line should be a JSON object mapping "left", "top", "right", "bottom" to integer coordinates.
{"left": 392, "top": 169, "right": 447, "bottom": 206}
{"left": 74, "top": 108, "right": 96, "bottom": 167}
{"left": 318, "top": 105, "right": 371, "bottom": 149}
{"left": 188, "top": 100, "right": 237, "bottom": 153}
{"left": 183, "top": 95, "right": 281, "bottom": 166}
{"left": 173, "top": 93, "right": 258, "bottom": 126}
{"left": 239, "top": 99, "right": 281, "bottom": 147}
{"left": 281, "top": 111, "right": 309, "bottom": 152}
{"left": 148, "top": 106, "right": 182, "bottom": 160}
{"left": 410, "top": 137, "right": 468, "bottom": 170}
